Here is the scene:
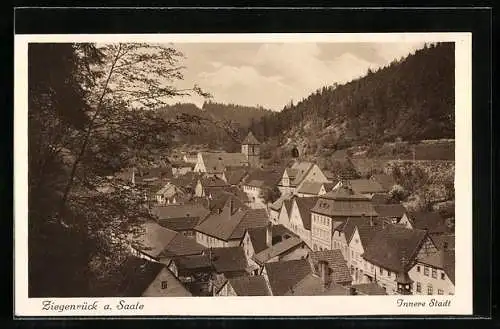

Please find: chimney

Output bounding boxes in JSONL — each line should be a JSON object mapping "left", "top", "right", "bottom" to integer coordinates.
{"left": 319, "top": 260, "right": 330, "bottom": 290}
{"left": 131, "top": 168, "right": 136, "bottom": 186}
{"left": 266, "top": 222, "right": 272, "bottom": 247}
{"left": 349, "top": 286, "right": 357, "bottom": 296}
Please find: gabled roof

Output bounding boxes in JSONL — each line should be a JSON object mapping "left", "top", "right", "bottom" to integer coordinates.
{"left": 253, "top": 236, "right": 304, "bottom": 264}
{"left": 297, "top": 181, "right": 324, "bottom": 195}
{"left": 242, "top": 131, "right": 260, "bottom": 145}
{"left": 201, "top": 152, "right": 248, "bottom": 173}
{"left": 374, "top": 204, "right": 407, "bottom": 219}
{"left": 349, "top": 179, "right": 386, "bottom": 194}
{"left": 194, "top": 207, "right": 268, "bottom": 242}
{"left": 264, "top": 259, "right": 312, "bottom": 296}
{"left": 224, "top": 167, "right": 249, "bottom": 185}
{"left": 362, "top": 224, "right": 428, "bottom": 272}
{"left": 311, "top": 186, "right": 378, "bottom": 218}
{"left": 289, "top": 162, "right": 315, "bottom": 186}
{"left": 371, "top": 193, "right": 390, "bottom": 204}
{"left": 131, "top": 221, "right": 204, "bottom": 258}
{"left": 211, "top": 246, "right": 248, "bottom": 273}
{"left": 169, "top": 172, "right": 202, "bottom": 190}
{"left": 269, "top": 192, "right": 292, "bottom": 211}
{"left": 406, "top": 211, "right": 448, "bottom": 234}
{"left": 371, "top": 174, "right": 396, "bottom": 191}
{"left": 284, "top": 274, "right": 351, "bottom": 296}
{"left": 152, "top": 204, "right": 210, "bottom": 221}
{"left": 285, "top": 168, "right": 298, "bottom": 178}
{"left": 227, "top": 275, "right": 271, "bottom": 296}
{"left": 109, "top": 256, "right": 191, "bottom": 297}
{"left": 309, "top": 249, "right": 352, "bottom": 284}
{"left": 294, "top": 197, "right": 319, "bottom": 230}
{"left": 283, "top": 199, "right": 293, "bottom": 216}
{"left": 244, "top": 169, "right": 282, "bottom": 189}
{"left": 432, "top": 234, "right": 455, "bottom": 251}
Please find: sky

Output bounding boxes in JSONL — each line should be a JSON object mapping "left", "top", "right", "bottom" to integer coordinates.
{"left": 166, "top": 42, "right": 425, "bottom": 111}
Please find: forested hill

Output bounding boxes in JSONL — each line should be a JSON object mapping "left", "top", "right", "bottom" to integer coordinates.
{"left": 250, "top": 42, "right": 455, "bottom": 146}
{"left": 157, "top": 101, "right": 272, "bottom": 150}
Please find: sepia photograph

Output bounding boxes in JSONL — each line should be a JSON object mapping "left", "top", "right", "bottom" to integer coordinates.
{"left": 15, "top": 33, "right": 472, "bottom": 316}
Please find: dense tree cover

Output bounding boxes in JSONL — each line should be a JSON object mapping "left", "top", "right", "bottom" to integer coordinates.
{"left": 251, "top": 43, "right": 455, "bottom": 146}
{"left": 28, "top": 43, "right": 208, "bottom": 297}
{"left": 157, "top": 102, "right": 272, "bottom": 151}
{"left": 260, "top": 186, "right": 282, "bottom": 204}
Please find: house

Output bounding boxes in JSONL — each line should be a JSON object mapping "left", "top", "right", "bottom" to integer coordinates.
{"left": 171, "top": 161, "right": 195, "bottom": 177}
{"left": 401, "top": 211, "right": 449, "bottom": 236}
{"left": 253, "top": 236, "right": 309, "bottom": 266}
{"left": 155, "top": 182, "right": 188, "bottom": 205}
{"left": 168, "top": 172, "right": 202, "bottom": 195}
{"left": 371, "top": 193, "right": 391, "bottom": 204}
{"left": 269, "top": 192, "right": 292, "bottom": 224}
{"left": 193, "top": 131, "right": 261, "bottom": 175}
{"left": 408, "top": 247, "right": 455, "bottom": 295}
{"left": 182, "top": 154, "right": 199, "bottom": 164}
{"left": 296, "top": 181, "right": 332, "bottom": 198}
{"left": 310, "top": 184, "right": 378, "bottom": 252}
{"left": 373, "top": 203, "right": 408, "bottom": 224}
{"left": 277, "top": 161, "right": 330, "bottom": 195}
{"left": 277, "top": 199, "right": 293, "bottom": 227}
{"left": 333, "top": 179, "right": 386, "bottom": 197}
{"left": 151, "top": 204, "right": 210, "bottom": 238}
{"left": 288, "top": 197, "right": 319, "bottom": 247}
{"left": 370, "top": 174, "right": 397, "bottom": 191}
{"left": 169, "top": 246, "right": 249, "bottom": 296}
{"left": 216, "top": 275, "right": 271, "bottom": 296}
{"left": 100, "top": 256, "right": 192, "bottom": 297}
{"left": 262, "top": 259, "right": 313, "bottom": 296}
{"left": 129, "top": 221, "right": 205, "bottom": 264}
{"left": 361, "top": 224, "right": 439, "bottom": 294}
{"left": 308, "top": 249, "right": 352, "bottom": 286}
{"left": 241, "top": 168, "right": 283, "bottom": 207}
{"left": 195, "top": 176, "right": 230, "bottom": 197}
{"left": 194, "top": 200, "right": 269, "bottom": 248}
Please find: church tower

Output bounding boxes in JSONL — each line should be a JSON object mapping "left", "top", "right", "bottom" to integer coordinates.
{"left": 241, "top": 131, "right": 260, "bottom": 167}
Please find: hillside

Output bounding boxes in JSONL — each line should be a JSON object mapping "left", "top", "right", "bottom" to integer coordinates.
{"left": 252, "top": 42, "right": 455, "bottom": 148}
{"left": 157, "top": 102, "right": 272, "bottom": 151}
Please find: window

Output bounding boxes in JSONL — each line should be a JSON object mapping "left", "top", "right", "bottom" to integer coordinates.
{"left": 441, "top": 272, "right": 446, "bottom": 280}
{"left": 416, "top": 282, "right": 422, "bottom": 293}
{"left": 424, "top": 267, "right": 429, "bottom": 276}
{"left": 351, "top": 250, "right": 354, "bottom": 257}
{"left": 387, "top": 271, "right": 392, "bottom": 278}
{"left": 438, "top": 289, "right": 444, "bottom": 295}
{"left": 380, "top": 268, "right": 384, "bottom": 276}
{"left": 427, "top": 284, "right": 433, "bottom": 295}
{"left": 416, "top": 265, "right": 421, "bottom": 272}
{"left": 432, "top": 268, "right": 437, "bottom": 279}
{"left": 161, "top": 281, "right": 168, "bottom": 289}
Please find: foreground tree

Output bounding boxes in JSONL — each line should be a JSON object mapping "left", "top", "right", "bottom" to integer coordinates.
{"left": 28, "top": 43, "right": 210, "bottom": 297}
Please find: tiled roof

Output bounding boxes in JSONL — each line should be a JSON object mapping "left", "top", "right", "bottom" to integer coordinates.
{"left": 294, "top": 197, "right": 319, "bottom": 230}
{"left": 374, "top": 204, "right": 407, "bottom": 219}
{"left": 283, "top": 199, "right": 293, "bottom": 216}
{"left": 195, "top": 207, "right": 268, "bottom": 242}
{"left": 371, "top": 174, "right": 396, "bottom": 191}
{"left": 407, "top": 211, "right": 448, "bottom": 234}
{"left": 169, "top": 172, "right": 202, "bottom": 190}
{"left": 201, "top": 152, "right": 248, "bottom": 173}
{"left": 244, "top": 169, "right": 282, "bottom": 188}
{"left": 284, "top": 274, "right": 350, "bottom": 296}
{"left": 131, "top": 221, "right": 204, "bottom": 258}
{"left": 247, "top": 224, "right": 297, "bottom": 254}
{"left": 152, "top": 204, "right": 210, "bottom": 220}
{"left": 432, "top": 234, "right": 455, "bottom": 251}
{"left": 289, "top": 162, "right": 314, "bottom": 186}
{"left": 111, "top": 256, "right": 190, "bottom": 297}
{"left": 158, "top": 217, "right": 201, "bottom": 232}
{"left": 349, "top": 179, "right": 386, "bottom": 194}
{"left": 297, "top": 181, "right": 324, "bottom": 195}
{"left": 224, "top": 167, "right": 248, "bottom": 185}
{"left": 269, "top": 192, "right": 292, "bottom": 211}
{"left": 211, "top": 247, "right": 248, "bottom": 273}
{"left": 242, "top": 131, "right": 260, "bottom": 145}
{"left": 362, "top": 224, "right": 428, "bottom": 272}
{"left": 371, "top": 193, "right": 390, "bottom": 204}
{"left": 285, "top": 168, "right": 298, "bottom": 178}
{"left": 309, "top": 249, "right": 352, "bottom": 284}
{"left": 352, "top": 283, "right": 387, "bottom": 295}
{"left": 227, "top": 275, "right": 271, "bottom": 296}
{"left": 312, "top": 186, "right": 378, "bottom": 218}
{"left": 264, "top": 259, "right": 312, "bottom": 296}
{"left": 253, "top": 236, "right": 304, "bottom": 264}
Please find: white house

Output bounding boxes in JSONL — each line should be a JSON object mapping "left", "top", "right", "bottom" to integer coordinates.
{"left": 408, "top": 248, "right": 455, "bottom": 295}
{"left": 286, "top": 197, "right": 318, "bottom": 248}
{"left": 278, "top": 162, "right": 330, "bottom": 195}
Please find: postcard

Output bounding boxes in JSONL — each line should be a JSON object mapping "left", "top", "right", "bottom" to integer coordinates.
{"left": 14, "top": 32, "right": 472, "bottom": 316}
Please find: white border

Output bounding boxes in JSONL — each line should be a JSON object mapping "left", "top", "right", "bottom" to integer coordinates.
{"left": 14, "top": 33, "right": 472, "bottom": 317}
